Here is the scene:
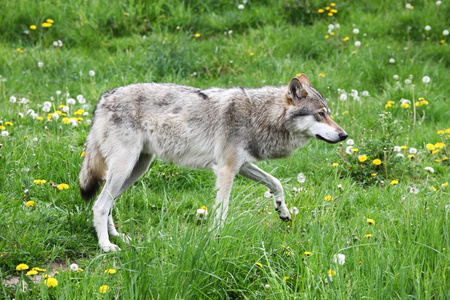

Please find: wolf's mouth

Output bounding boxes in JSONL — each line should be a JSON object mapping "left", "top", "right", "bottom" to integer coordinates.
{"left": 315, "top": 134, "right": 339, "bottom": 144}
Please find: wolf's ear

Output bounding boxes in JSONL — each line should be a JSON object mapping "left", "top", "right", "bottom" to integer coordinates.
{"left": 297, "top": 74, "right": 311, "bottom": 86}
{"left": 288, "top": 77, "right": 308, "bottom": 101}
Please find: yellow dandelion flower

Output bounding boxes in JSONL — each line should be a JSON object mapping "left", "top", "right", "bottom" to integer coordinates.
{"left": 371, "top": 173, "right": 377, "bottom": 177}
{"left": 415, "top": 102, "right": 421, "bottom": 107}
{"left": 325, "top": 6, "right": 330, "bottom": 10}
{"left": 408, "top": 154, "right": 414, "bottom": 159}
{"left": 434, "top": 142, "right": 445, "bottom": 149}
{"left": 401, "top": 103, "right": 410, "bottom": 108}
{"left": 250, "top": 52, "right": 254, "bottom": 56}
{"left": 318, "top": 8, "right": 324, "bottom": 13}
{"left": 99, "top": 285, "right": 109, "bottom": 293}
{"left": 256, "top": 262, "right": 263, "bottom": 268}
{"left": 421, "top": 100, "right": 429, "bottom": 105}
{"left": 328, "top": 269, "right": 336, "bottom": 276}
{"left": 343, "top": 36, "right": 349, "bottom": 41}
{"left": 372, "top": 159, "right": 381, "bottom": 165}
{"left": 283, "top": 276, "right": 290, "bottom": 281}
{"left": 62, "top": 118, "right": 70, "bottom": 125}
{"left": 429, "top": 186, "right": 436, "bottom": 192}
{"left": 44, "top": 277, "right": 58, "bottom": 287}
{"left": 30, "top": 25, "right": 37, "bottom": 30}
{"left": 441, "top": 182, "right": 448, "bottom": 188}
{"left": 105, "top": 268, "right": 116, "bottom": 274}
{"left": 26, "top": 201, "right": 35, "bottom": 207}
{"left": 332, "top": 163, "right": 339, "bottom": 167}
{"left": 390, "top": 180, "right": 399, "bottom": 185}
{"left": 445, "top": 128, "right": 450, "bottom": 134}
{"left": 432, "top": 149, "right": 440, "bottom": 155}
{"left": 330, "top": 3, "right": 336, "bottom": 6}
{"left": 201, "top": 206, "right": 208, "bottom": 210}
{"left": 426, "top": 143, "right": 435, "bottom": 151}
{"left": 400, "top": 145, "right": 407, "bottom": 149}
{"left": 364, "top": 234, "right": 372, "bottom": 238}
{"left": 366, "top": 218, "right": 375, "bottom": 225}
{"left": 5, "top": 122, "right": 13, "bottom": 126}
{"left": 437, "top": 130, "right": 444, "bottom": 134}
{"left": 330, "top": 9, "right": 338, "bottom": 13}
{"left": 319, "top": 73, "right": 325, "bottom": 77}
{"left": 33, "top": 267, "right": 46, "bottom": 272}
{"left": 0, "top": 126, "right": 5, "bottom": 130}
{"left": 324, "top": 195, "right": 333, "bottom": 201}
{"left": 304, "top": 251, "right": 312, "bottom": 256}
{"left": 57, "top": 183, "right": 69, "bottom": 190}
{"left": 328, "top": 12, "right": 333, "bottom": 16}
{"left": 330, "top": 32, "right": 335, "bottom": 36}
{"left": 42, "top": 22, "right": 52, "bottom": 28}
{"left": 46, "top": 19, "right": 54, "bottom": 23}
{"left": 325, "top": 35, "right": 330, "bottom": 39}
{"left": 26, "top": 270, "right": 38, "bottom": 276}
{"left": 33, "top": 179, "right": 47, "bottom": 185}
{"left": 81, "top": 151, "right": 85, "bottom": 157}
{"left": 16, "top": 263, "right": 29, "bottom": 271}
{"left": 352, "top": 148, "right": 359, "bottom": 152}
{"left": 358, "top": 155, "right": 367, "bottom": 162}
{"left": 37, "top": 116, "right": 44, "bottom": 121}
{"left": 194, "top": 33, "right": 200, "bottom": 38}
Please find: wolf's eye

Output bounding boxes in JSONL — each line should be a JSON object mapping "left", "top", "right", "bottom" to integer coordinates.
{"left": 318, "top": 112, "right": 325, "bottom": 118}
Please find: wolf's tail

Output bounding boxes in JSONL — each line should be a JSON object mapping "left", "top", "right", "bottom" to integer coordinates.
{"left": 79, "top": 136, "right": 106, "bottom": 200}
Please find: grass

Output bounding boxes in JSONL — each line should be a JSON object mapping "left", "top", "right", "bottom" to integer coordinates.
{"left": 0, "top": 0, "right": 449, "bottom": 298}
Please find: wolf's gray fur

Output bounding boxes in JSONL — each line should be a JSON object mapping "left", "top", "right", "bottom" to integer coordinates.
{"left": 79, "top": 74, "right": 348, "bottom": 251}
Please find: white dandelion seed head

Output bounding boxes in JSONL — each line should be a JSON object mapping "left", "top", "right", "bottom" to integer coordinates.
{"left": 18, "top": 112, "right": 24, "bottom": 118}
{"left": 394, "top": 146, "right": 401, "bottom": 152}
{"left": 42, "top": 106, "right": 50, "bottom": 112}
{"left": 32, "top": 137, "right": 38, "bottom": 142}
{"left": 264, "top": 284, "right": 270, "bottom": 290}
{"left": 1, "top": 131, "right": 9, "bottom": 136}
{"left": 38, "top": 62, "right": 44, "bottom": 68}
{"left": 9, "top": 96, "right": 17, "bottom": 103}
{"left": 393, "top": 74, "right": 399, "bottom": 80}
{"left": 196, "top": 208, "right": 208, "bottom": 220}
{"left": 353, "top": 28, "right": 359, "bottom": 34}
{"left": 53, "top": 41, "right": 59, "bottom": 47}
{"left": 27, "top": 109, "right": 35, "bottom": 115}
{"left": 67, "top": 98, "right": 76, "bottom": 105}
{"left": 83, "top": 112, "right": 89, "bottom": 116}
{"left": 354, "top": 41, "right": 361, "bottom": 47}
{"left": 409, "top": 187, "right": 419, "bottom": 194}
{"left": 400, "top": 98, "right": 411, "bottom": 104}
{"left": 43, "top": 101, "right": 52, "bottom": 108}
{"left": 19, "top": 98, "right": 29, "bottom": 104}
{"left": 290, "top": 206, "right": 299, "bottom": 215}
{"left": 424, "top": 167, "right": 434, "bottom": 173}
{"left": 333, "top": 254, "right": 346, "bottom": 265}
{"left": 88, "top": 70, "right": 95, "bottom": 77}
{"left": 409, "top": 147, "right": 417, "bottom": 154}
{"left": 345, "top": 146, "right": 354, "bottom": 155}
{"left": 328, "top": 24, "right": 335, "bottom": 31}
{"left": 351, "top": 89, "right": 358, "bottom": 97}
{"left": 436, "top": 1, "right": 442, "bottom": 5}
{"left": 404, "top": 79, "right": 412, "bottom": 85}
{"left": 69, "top": 119, "right": 78, "bottom": 127}
{"left": 238, "top": 4, "right": 244, "bottom": 9}
{"left": 337, "top": 184, "right": 343, "bottom": 190}
{"left": 52, "top": 113, "right": 59, "bottom": 120}
{"left": 389, "top": 58, "right": 395, "bottom": 64}
{"left": 346, "top": 139, "right": 355, "bottom": 146}
{"left": 443, "top": 30, "right": 449, "bottom": 36}
{"left": 86, "top": 120, "right": 92, "bottom": 125}
{"left": 422, "top": 76, "right": 431, "bottom": 83}
{"left": 62, "top": 106, "right": 70, "bottom": 113}
{"left": 405, "top": 3, "right": 412, "bottom": 9}
{"left": 30, "top": 112, "right": 38, "bottom": 119}
{"left": 425, "top": 25, "right": 431, "bottom": 31}
{"left": 339, "top": 93, "right": 348, "bottom": 101}
{"left": 297, "top": 173, "right": 306, "bottom": 184}
{"left": 57, "top": 40, "right": 63, "bottom": 47}
{"left": 396, "top": 153, "right": 404, "bottom": 158}
{"left": 56, "top": 90, "right": 61, "bottom": 95}
{"left": 70, "top": 263, "right": 79, "bottom": 272}
{"left": 362, "top": 91, "right": 370, "bottom": 97}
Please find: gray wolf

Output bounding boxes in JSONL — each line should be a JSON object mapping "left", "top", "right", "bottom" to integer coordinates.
{"left": 79, "top": 74, "right": 348, "bottom": 251}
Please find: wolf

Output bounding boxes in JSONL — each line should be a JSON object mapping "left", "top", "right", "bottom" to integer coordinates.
{"left": 79, "top": 74, "right": 348, "bottom": 251}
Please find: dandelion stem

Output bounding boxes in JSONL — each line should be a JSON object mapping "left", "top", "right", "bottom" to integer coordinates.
{"left": 411, "top": 84, "right": 416, "bottom": 126}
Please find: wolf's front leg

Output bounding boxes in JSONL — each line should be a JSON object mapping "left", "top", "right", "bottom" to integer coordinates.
{"left": 213, "top": 164, "right": 238, "bottom": 227}
{"left": 239, "top": 162, "right": 291, "bottom": 221}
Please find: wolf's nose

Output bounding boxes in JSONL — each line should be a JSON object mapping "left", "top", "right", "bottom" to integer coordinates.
{"left": 339, "top": 131, "right": 348, "bottom": 141}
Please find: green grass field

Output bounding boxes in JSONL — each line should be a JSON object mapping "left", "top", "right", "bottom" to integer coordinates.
{"left": 1, "top": 0, "right": 449, "bottom": 298}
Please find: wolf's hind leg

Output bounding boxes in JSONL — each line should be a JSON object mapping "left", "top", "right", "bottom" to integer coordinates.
{"left": 93, "top": 151, "right": 142, "bottom": 252}
{"left": 238, "top": 162, "right": 291, "bottom": 221}
{"left": 108, "top": 153, "right": 155, "bottom": 244}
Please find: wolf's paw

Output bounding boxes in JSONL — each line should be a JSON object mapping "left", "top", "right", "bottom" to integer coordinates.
{"left": 276, "top": 205, "right": 291, "bottom": 222}
{"left": 100, "top": 242, "right": 121, "bottom": 252}
{"left": 119, "top": 233, "right": 131, "bottom": 244}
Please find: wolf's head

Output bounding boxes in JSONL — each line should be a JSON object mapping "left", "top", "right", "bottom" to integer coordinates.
{"left": 285, "top": 74, "right": 348, "bottom": 144}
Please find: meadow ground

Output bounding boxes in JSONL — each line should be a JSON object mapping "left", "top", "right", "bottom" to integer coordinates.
{"left": 0, "top": 0, "right": 449, "bottom": 298}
